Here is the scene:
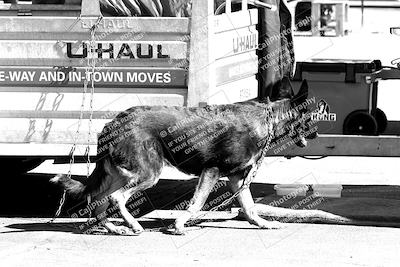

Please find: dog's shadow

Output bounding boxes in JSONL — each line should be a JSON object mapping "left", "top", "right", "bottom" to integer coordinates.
{"left": 2, "top": 221, "right": 80, "bottom": 234}
{"left": 3, "top": 216, "right": 400, "bottom": 236}
{"left": 2, "top": 220, "right": 170, "bottom": 235}
{"left": 1, "top": 218, "right": 234, "bottom": 235}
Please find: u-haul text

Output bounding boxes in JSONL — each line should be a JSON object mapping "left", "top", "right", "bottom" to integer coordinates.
{"left": 67, "top": 42, "right": 170, "bottom": 59}
{"left": 0, "top": 70, "right": 172, "bottom": 84}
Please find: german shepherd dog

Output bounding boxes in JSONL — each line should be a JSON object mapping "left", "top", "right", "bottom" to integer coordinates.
{"left": 52, "top": 78, "right": 319, "bottom": 235}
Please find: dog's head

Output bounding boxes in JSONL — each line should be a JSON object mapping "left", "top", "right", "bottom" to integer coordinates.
{"left": 268, "top": 77, "right": 318, "bottom": 148}
{"left": 289, "top": 79, "right": 318, "bottom": 147}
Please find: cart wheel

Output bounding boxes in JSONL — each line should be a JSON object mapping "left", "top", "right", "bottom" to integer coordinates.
{"left": 374, "top": 108, "right": 387, "bottom": 134}
{"left": 343, "top": 110, "right": 378, "bottom": 135}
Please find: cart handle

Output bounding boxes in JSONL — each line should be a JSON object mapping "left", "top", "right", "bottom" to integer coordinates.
{"left": 252, "top": 0, "right": 277, "bottom": 11}
{"left": 366, "top": 68, "right": 400, "bottom": 84}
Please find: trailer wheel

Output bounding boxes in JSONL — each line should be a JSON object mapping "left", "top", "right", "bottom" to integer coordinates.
{"left": 0, "top": 158, "right": 44, "bottom": 175}
{"left": 343, "top": 110, "right": 378, "bottom": 135}
{"left": 374, "top": 108, "right": 388, "bottom": 134}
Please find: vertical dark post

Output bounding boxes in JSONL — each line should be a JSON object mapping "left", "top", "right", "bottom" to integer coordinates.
{"left": 361, "top": 0, "right": 364, "bottom": 27}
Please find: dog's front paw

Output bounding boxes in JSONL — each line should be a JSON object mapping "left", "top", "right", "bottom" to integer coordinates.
{"left": 170, "top": 227, "right": 186, "bottom": 235}
{"left": 111, "top": 225, "right": 139, "bottom": 236}
{"left": 173, "top": 217, "right": 190, "bottom": 235}
{"left": 129, "top": 222, "right": 144, "bottom": 234}
{"left": 162, "top": 227, "right": 186, "bottom": 235}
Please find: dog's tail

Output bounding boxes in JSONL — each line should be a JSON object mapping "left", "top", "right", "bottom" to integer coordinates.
{"left": 254, "top": 203, "right": 353, "bottom": 224}
{"left": 50, "top": 174, "right": 86, "bottom": 198}
{"left": 50, "top": 161, "right": 107, "bottom": 199}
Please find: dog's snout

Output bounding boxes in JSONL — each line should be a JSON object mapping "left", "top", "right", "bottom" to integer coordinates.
{"left": 295, "top": 136, "right": 307, "bottom": 148}
{"left": 305, "top": 131, "right": 318, "bottom": 140}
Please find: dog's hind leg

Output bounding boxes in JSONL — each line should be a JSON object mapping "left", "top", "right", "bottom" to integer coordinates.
{"left": 174, "top": 167, "right": 220, "bottom": 235}
{"left": 108, "top": 171, "right": 161, "bottom": 235}
{"left": 229, "top": 172, "right": 282, "bottom": 229}
{"left": 108, "top": 188, "right": 144, "bottom": 235}
{"left": 85, "top": 175, "right": 138, "bottom": 236}
{"left": 95, "top": 137, "right": 163, "bottom": 235}
{"left": 92, "top": 198, "right": 137, "bottom": 236}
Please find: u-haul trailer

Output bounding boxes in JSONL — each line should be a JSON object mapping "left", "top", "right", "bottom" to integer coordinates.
{"left": 0, "top": 0, "right": 260, "bottom": 165}
{"left": 1, "top": 0, "right": 400, "bottom": 174}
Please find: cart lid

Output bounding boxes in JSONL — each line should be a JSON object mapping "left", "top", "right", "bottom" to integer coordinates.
{"left": 293, "top": 59, "right": 382, "bottom": 82}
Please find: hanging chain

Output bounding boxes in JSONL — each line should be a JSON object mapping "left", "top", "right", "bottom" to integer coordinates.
{"left": 85, "top": 17, "right": 101, "bottom": 179}
{"left": 49, "top": 16, "right": 102, "bottom": 224}
{"left": 85, "top": 16, "right": 103, "bottom": 220}
{"left": 48, "top": 62, "right": 88, "bottom": 224}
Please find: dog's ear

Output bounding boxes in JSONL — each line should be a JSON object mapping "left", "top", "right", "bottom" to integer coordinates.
{"left": 260, "top": 96, "right": 271, "bottom": 103}
{"left": 292, "top": 79, "right": 308, "bottom": 105}
{"left": 275, "top": 76, "right": 294, "bottom": 100}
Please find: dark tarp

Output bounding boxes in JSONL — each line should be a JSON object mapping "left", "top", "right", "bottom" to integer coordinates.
{"left": 257, "top": 0, "right": 295, "bottom": 101}
{"left": 99, "top": 0, "right": 192, "bottom": 17}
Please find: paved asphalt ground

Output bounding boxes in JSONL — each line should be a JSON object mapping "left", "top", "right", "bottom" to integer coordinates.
{"left": 1, "top": 157, "right": 400, "bottom": 266}
{"left": 1, "top": 217, "right": 399, "bottom": 267}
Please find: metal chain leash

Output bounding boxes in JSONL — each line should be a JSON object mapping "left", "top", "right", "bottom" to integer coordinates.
{"left": 186, "top": 116, "right": 275, "bottom": 226}
{"left": 49, "top": 16, "right": 103, "bottom": 223}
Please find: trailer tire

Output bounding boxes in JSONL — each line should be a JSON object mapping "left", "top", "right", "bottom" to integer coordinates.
{"left": 0, "top": 158, "right": 44, "bottom": 175}
{"left": 343, "top": 110, "right": 378, "bottom": 135}
{"left": 374, "top": 108, "right": 387, "bottom": 134}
